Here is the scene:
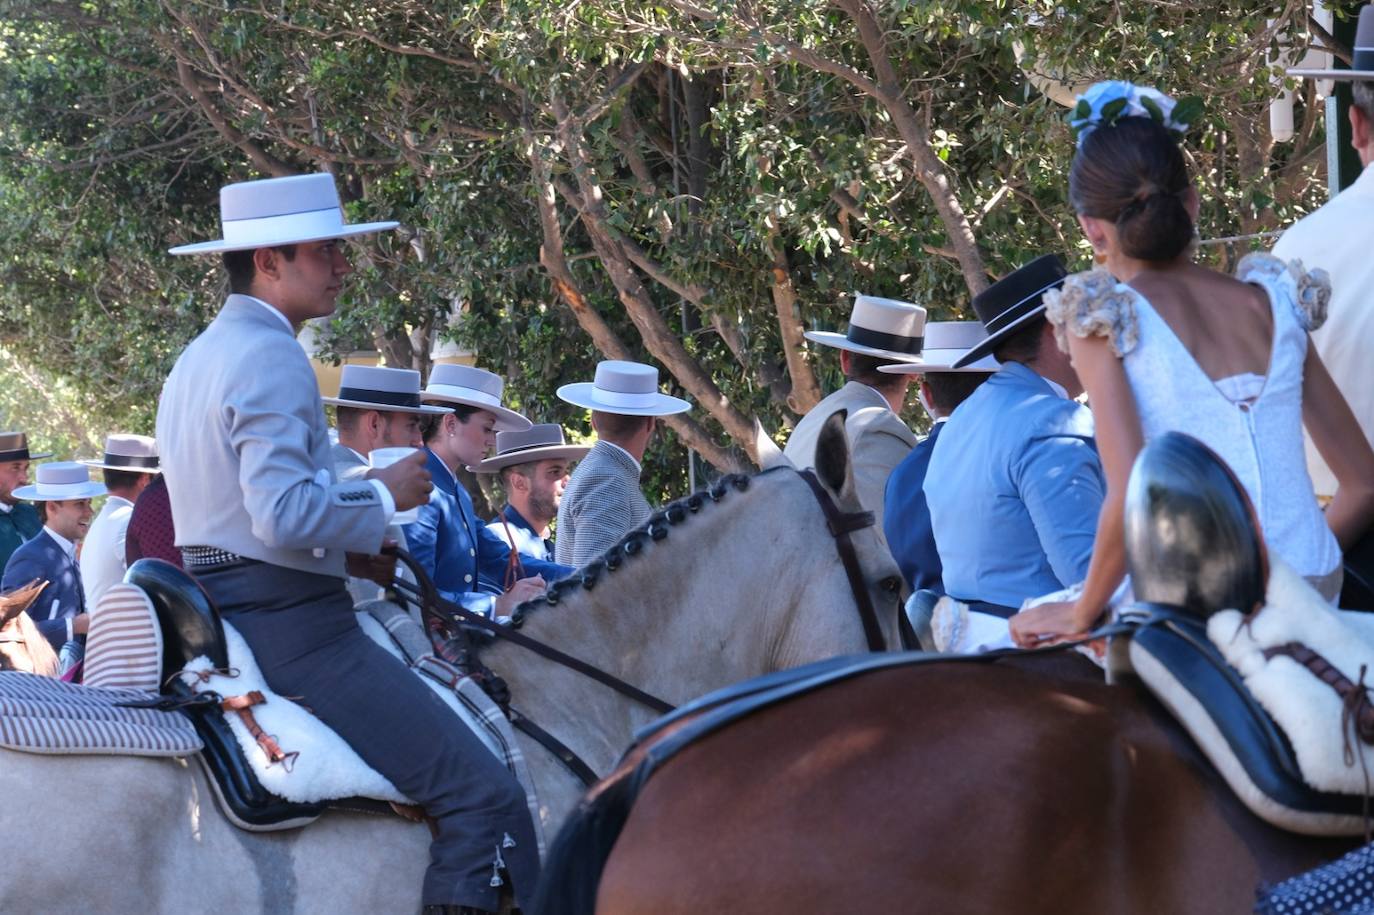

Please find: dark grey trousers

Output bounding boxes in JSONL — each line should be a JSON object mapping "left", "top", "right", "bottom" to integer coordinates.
{"left": 196, "top": 561, "right": 539, "bottom": 909}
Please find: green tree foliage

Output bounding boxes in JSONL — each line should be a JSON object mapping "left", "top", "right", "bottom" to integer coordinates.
{"left": 0, "top": 1, "right": 1357, "bottom": 500}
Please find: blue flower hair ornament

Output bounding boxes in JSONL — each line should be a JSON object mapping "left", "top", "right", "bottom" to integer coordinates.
{"left": 1068, "top": 81, "right": 1203, "bottom": 147}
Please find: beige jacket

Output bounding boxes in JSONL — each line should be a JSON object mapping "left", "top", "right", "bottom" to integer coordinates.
{"left": 783, "top": 381, "right": 917, "bottom": 533}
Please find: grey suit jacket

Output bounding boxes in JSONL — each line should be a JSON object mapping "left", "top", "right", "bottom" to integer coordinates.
{"left": 157, "top": 295, "right": 387, "bottom": 579}
{"left": 554, "top": 440, "right": 651, "bottom": 568}
{"left": 783, "top": 381, "right": 917, "bottom": 533}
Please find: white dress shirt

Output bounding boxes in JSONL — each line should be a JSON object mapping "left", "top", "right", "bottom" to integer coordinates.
{"left": 80, "top": 495, "right": 133, "bottom": 613}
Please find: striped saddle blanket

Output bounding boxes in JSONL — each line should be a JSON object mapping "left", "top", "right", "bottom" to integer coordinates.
{"left": 0, "top": 672, "right": 202, "bottom": 756}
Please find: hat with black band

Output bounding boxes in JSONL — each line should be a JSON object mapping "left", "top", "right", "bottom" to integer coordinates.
{"left": 1288, "top": 6, "right": 1374, "bottom": 81}
{"left": 0, "top": 432, "right": 52, "bottom": 464}
{"left": 468, "top": 424, "right": 592, "bottom": 473}
{"left": 804, "top": 294, "right": 928, "bottom": 363}
{"left": 953, "top": 254, "right": 1069, "bottom": 369}
{"left": 323, "top": 365, "right": 453, "bottom": 416}
{"left": 80, "top": 434, "right": 161, "bottom": 473}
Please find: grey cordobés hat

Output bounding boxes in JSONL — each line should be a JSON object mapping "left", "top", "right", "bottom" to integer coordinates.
{"left": 168, "top": 173, "right": 399, "bottom": 256}
{"left": 879, "top": 322, "right": 1000, "bottom": 375}
{"left": 557, "top": 361, "right": 692, "bottom": 417}
{"left": 468, "top": 424, "right": 592, "bottom": 474}
{"left": 12, "top": 462, "right": 107, "bottom": 501}
{"left": 421, "top": 364, "right": 533, "bottom": 432}
{"left": 80, "top": 434, "right": 161, "bottom": 473}
{"left": 804, "top": 294, "right": 929, "bottom": 363}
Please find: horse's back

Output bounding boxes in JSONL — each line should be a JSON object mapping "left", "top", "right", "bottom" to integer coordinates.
{"left": 595, "top": 656, "right": 1348, "bottom": 915}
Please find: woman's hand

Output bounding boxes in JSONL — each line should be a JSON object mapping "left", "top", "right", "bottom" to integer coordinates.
{"left": 1009, "top": 599, "right": 1099, "bottom": 649}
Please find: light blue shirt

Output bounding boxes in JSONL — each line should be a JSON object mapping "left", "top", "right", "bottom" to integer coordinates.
{"left": 925, "top": 361, "right": 1104, "bottom": 608}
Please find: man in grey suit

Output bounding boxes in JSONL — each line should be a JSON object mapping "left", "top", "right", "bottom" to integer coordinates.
{"left": 784, "top": 294, "right": 926, "bottom": 535}
{"left": 554, "top": 360, "right": 691, "bottom": 567}
{"left": 158, "top": 173, "right": 538, "bottom": 914}
{"left": 324, "top": 364, "right": 450, "bottom": 605}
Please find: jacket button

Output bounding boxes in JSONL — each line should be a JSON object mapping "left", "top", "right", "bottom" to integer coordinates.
{"left": 464, "top": 574, "right": 473, "bottom": 583}
{"left": 469, "top": 548, "right": 475, "bottom": 557}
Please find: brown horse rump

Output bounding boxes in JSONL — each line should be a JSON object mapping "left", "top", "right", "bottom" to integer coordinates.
{"left": 0, "top": 672, "right": 202, "bottom": 757}
{"left": 535, "top": 650, "right": 1360, "bottom": 915}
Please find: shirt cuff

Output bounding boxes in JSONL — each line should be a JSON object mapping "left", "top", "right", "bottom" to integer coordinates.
{"left": 368, "top": 479, "right": 396, "bottom": 521}
{"left": 459, "top": 593, "right": 498, "bottom": 619}
{"left": 66, "top": 618, "right": 74, "bottom": 642}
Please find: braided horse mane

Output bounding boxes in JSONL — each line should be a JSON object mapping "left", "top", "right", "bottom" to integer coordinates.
{"left": 504, "top": 465, "right": 791, "bottom": 630}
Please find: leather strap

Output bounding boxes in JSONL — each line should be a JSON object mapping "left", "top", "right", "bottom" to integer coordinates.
{"left": 795, "top": 469, "right": 887, "bottom": 652}
{"left": 389, "top": 554, "right": 676, "bottom": 715}
{"left": 220, "top": 691, "right": 299, "bottom": 771}
{"left": 509, "top": 707, "right": 599, "bottom": 788}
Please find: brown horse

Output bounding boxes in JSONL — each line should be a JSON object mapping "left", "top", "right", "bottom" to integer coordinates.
{"left": 537, "top": 651, "right": 1358, "bottom": 914}
{"left": 532, "top": 434, "right": 1366, "bottom": 914}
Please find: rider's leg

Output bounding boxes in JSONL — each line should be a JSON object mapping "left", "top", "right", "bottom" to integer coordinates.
{"left": 199, "top": 562, "right": 538, "bottom": 911}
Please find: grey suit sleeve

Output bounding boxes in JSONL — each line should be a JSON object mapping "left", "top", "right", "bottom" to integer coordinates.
{"left": 225, "top": 354, "right": 386, "bottom": 553}
{"left": 1014, "top": 433, "right": 1105, "bottom": 588}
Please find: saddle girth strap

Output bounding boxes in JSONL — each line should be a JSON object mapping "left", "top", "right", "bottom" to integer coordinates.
{"left": 220, "top": 691, "right": 300, "bottom": 771}
{"left": 1262, "top": 643, "right": 1374, "bottom": 744}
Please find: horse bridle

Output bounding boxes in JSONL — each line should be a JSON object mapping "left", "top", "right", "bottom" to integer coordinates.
{"left": 387, "top": 465, "right": 893, "bottom": 785}
{"left": 796, "top": 468, "right": 889, "bottom": 653}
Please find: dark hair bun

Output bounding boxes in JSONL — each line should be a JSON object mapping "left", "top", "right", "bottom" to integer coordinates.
{"left": 1116, "top": 191, "right": 1193, "bottom": 262}
{"left": 1069, "top": 116, "right": 1194, "bottom": 263}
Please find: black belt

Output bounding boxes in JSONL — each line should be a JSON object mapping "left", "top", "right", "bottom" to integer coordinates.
{"left": 958, "top": 599, "right": 1018, "bottom": 620}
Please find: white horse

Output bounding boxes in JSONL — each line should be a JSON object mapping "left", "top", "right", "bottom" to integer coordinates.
{"left": 0, "top": 413, "right": 903, "bottom": 913}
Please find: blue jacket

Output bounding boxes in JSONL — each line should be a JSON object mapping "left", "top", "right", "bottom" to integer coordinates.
{"left": 883, "top": 422, "right": 944, "bottom": 594}
{"left": 3, "top": 528, "right": 85, "bottom": 651}
{"left": 403, "top": 448, "right": 572, "bottom": 615}
{"left": 925, "top": 362, "right": 1104, "bottom": 608}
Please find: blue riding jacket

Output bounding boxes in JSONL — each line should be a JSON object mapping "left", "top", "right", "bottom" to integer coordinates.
{"left": 403, "top": 448, "right": 572, "bottom": 616}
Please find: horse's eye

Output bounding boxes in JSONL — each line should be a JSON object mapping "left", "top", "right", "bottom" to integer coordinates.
{"left": 880, "top": 576, "right": 902, "bottom": 594}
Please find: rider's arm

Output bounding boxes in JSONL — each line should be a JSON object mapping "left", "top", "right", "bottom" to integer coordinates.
{"left": 226, "top": 350, "right": 388, "bottom": 554}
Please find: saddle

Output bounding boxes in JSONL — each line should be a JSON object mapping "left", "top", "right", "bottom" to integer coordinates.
{"left": 1117, "top": 433, "right": 1374, "bottom": 836}
{"left": 126, "top": 560, "right": 330, "bottom": 830}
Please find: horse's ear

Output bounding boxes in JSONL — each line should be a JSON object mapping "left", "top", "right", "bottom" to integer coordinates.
{"left": 813, "top": 409, "right": 855, "bottom": 498}
{"left": 753, "top": 419, "right": 790, "bottom": 470}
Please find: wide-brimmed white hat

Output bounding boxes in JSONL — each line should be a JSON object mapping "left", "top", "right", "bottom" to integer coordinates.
{"left": 420, "top": 364, "right": 532, "bottom": 432}
{"left": 878, "top": 322, "right": 1000, "bottom": 374}
{"left": 12, "top": 462, "right": 107, "bottom": 501}
{"left": 1289, "top": 7, "right": 1374, "bottom": 81}
{"left": 168, "top": 173, "right": 399, "bottom": 256}
{"left": 804, "top": 295, "right": 928, "bottom": 363}
{"left": 322, "top": 365, "right": 452, "bottom": 415}
{"left": 468, "top": 424, "right": 592, "bottom": 473}
{"left": 557, "top": 361, "right": 692, "bottom": 417}
{"left": 0, "top": 432, "right": 51, "bottom": 463}
{"left": 80, "top": 434, "right": 161, "bottom": 473}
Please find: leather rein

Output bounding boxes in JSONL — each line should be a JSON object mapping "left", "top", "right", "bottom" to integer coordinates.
{"left": 387, "top": 466, "right": 889, "bottom": 785}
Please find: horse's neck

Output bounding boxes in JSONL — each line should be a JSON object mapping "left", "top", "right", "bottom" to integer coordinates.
{"left": 485, "top": 471, "right": 871, "bottom": 773}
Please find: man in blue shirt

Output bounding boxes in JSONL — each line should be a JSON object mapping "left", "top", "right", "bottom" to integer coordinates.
{"left": 926, "top": 255, "right": 1105, "bottom": 617}
{"left": 406, "top": 365, "right": 573, "bottom": 617}
{"left": 879, "top": 322, "right": 997, "bottom": 594}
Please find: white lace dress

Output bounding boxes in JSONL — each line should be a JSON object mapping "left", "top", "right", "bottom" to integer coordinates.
{"left": 1046, "top": 253, "right": 1341, "bottom": 595}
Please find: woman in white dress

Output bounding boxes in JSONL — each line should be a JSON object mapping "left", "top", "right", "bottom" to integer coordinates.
{"left": 1010, "top": 83, "right": 1374, "bottom": 646}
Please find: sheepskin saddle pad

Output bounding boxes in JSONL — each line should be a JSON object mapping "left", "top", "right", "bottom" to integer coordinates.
{"left": 172, "top": 605, "right": 544, "bottom": 849}
{"left": 1127, "top": 556, "right": 1374, "bottom": 836}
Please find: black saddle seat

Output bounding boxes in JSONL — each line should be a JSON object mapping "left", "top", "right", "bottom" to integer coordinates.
{"left": 125, "top": 559, "right": 229, "bottom": 675}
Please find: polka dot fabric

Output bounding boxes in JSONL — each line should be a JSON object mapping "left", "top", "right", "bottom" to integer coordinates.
{"left": 1255, "top": 842, "right": 1374, "bottom": 914}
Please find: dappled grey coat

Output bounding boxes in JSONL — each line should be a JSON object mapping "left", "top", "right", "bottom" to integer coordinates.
{"left": 554, "top": 440, "right": 651, "bottom": 568}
